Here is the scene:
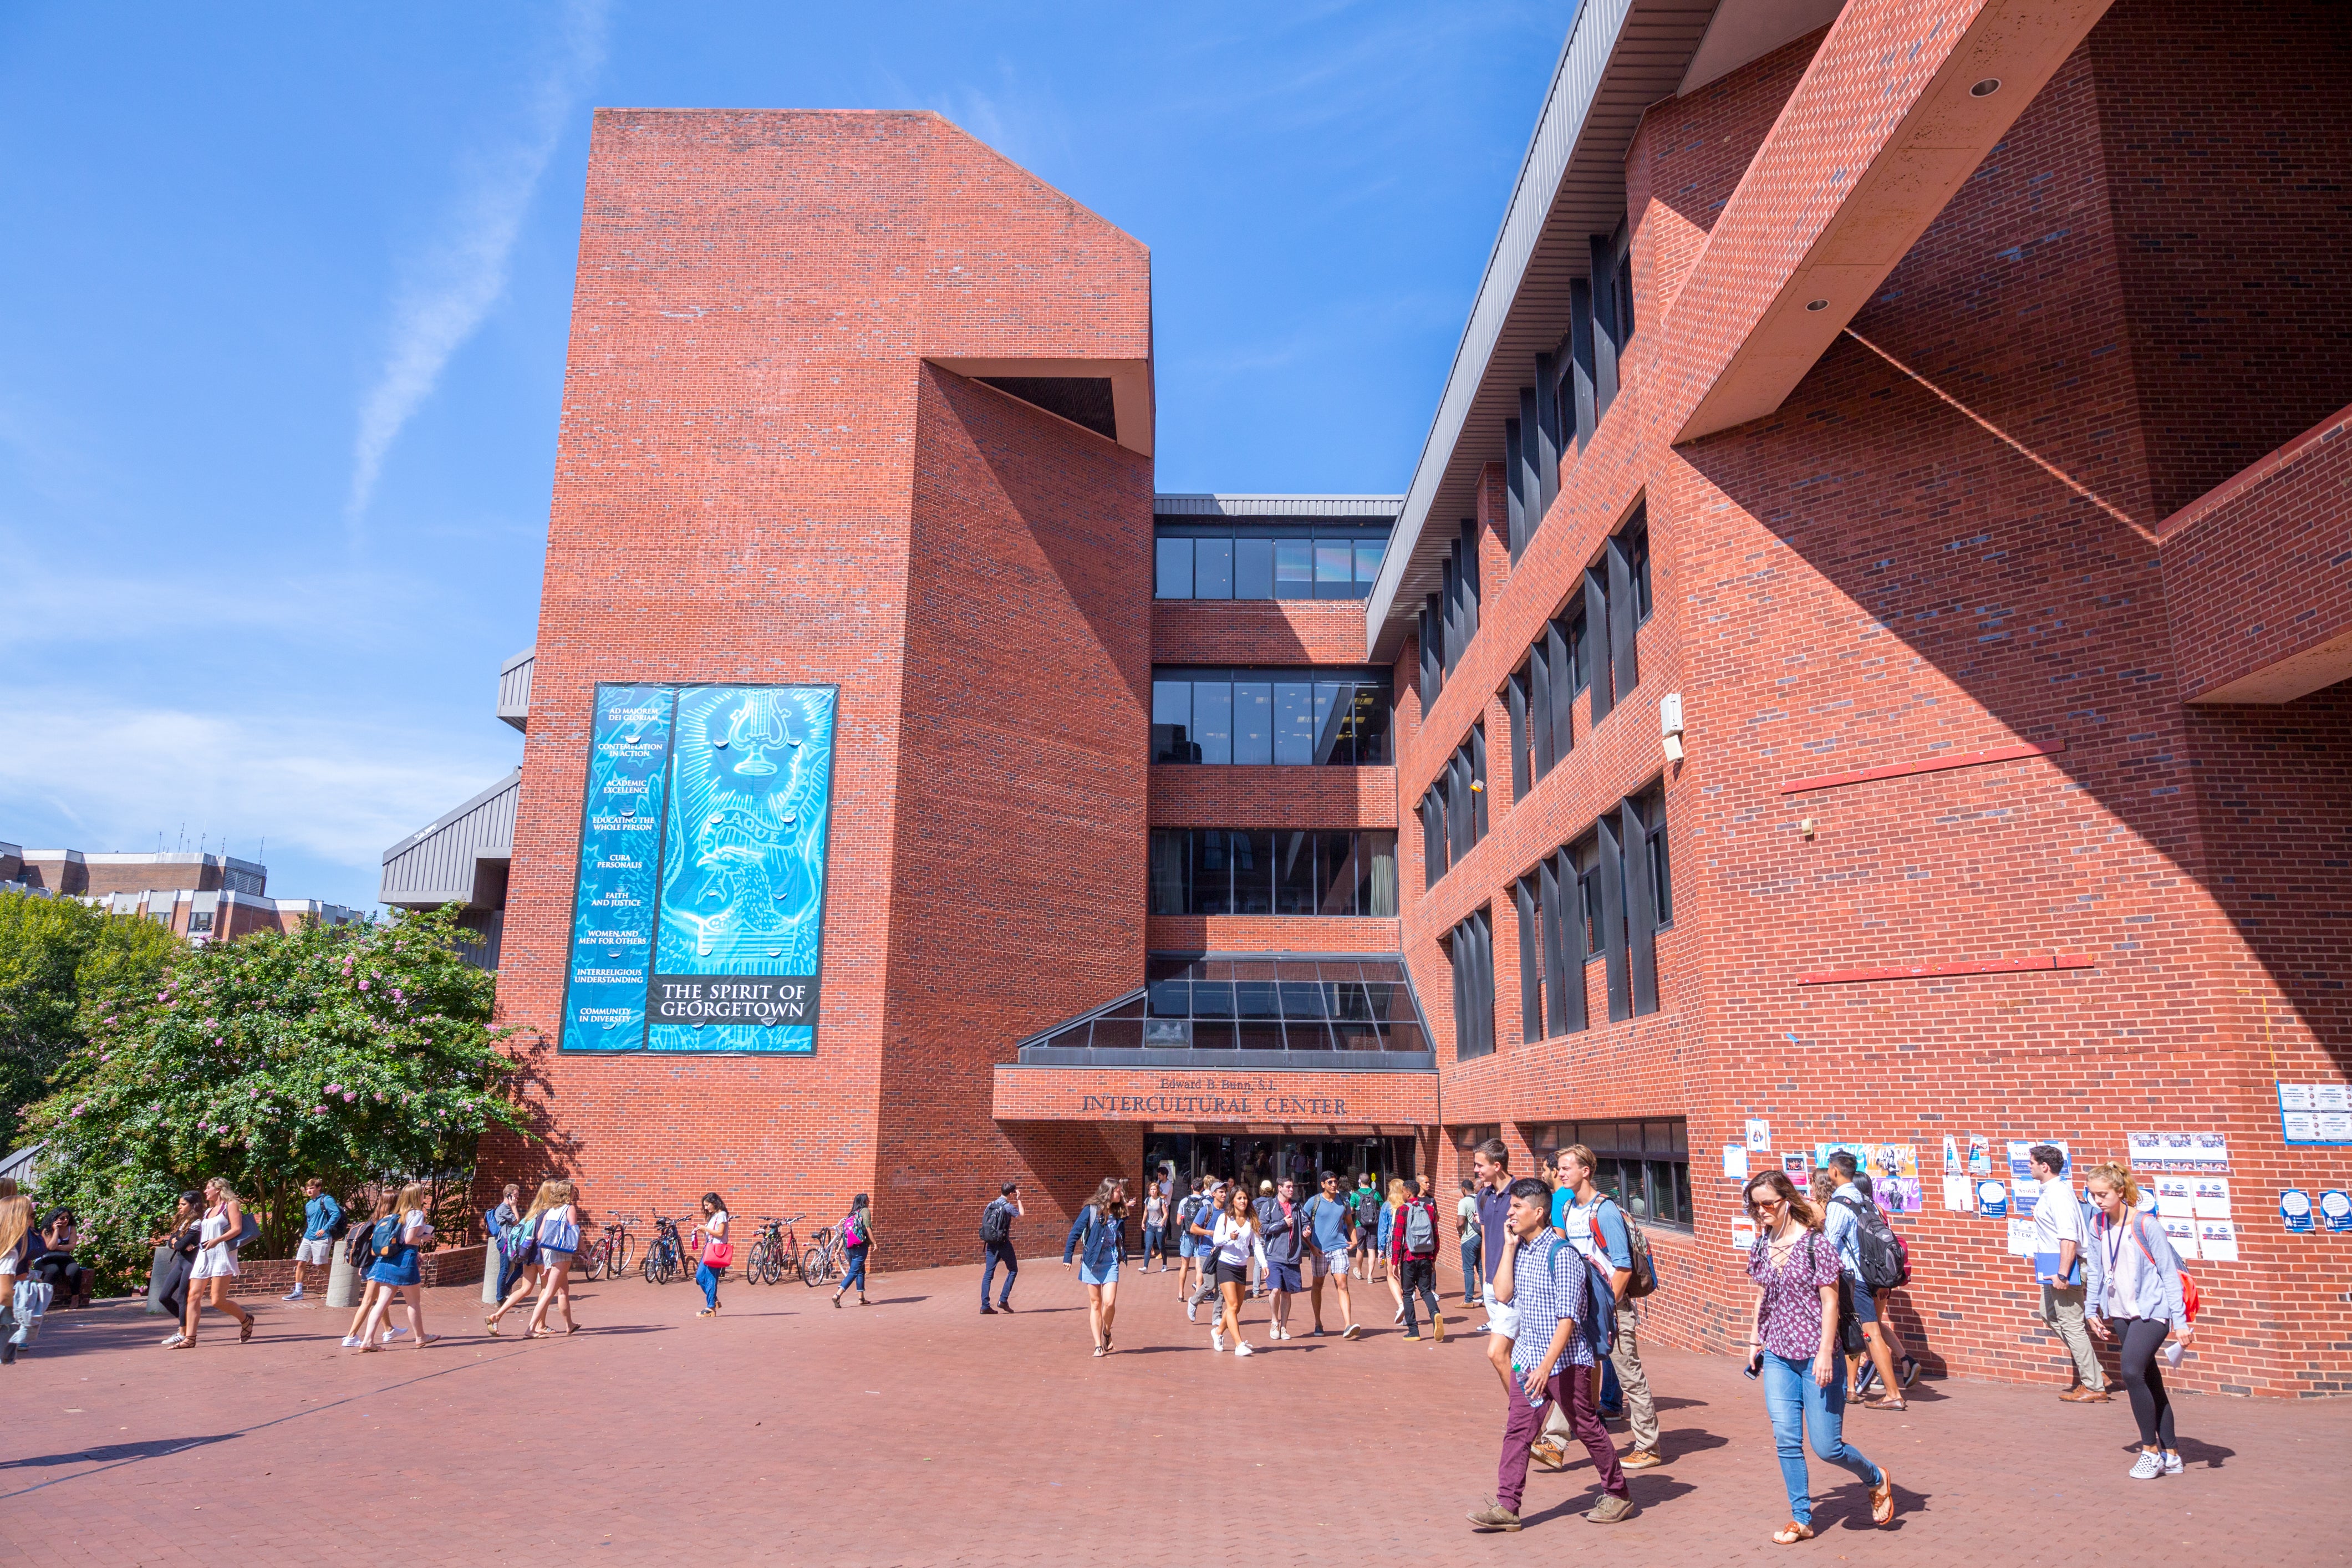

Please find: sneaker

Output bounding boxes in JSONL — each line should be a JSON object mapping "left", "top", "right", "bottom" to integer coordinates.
{"left": 1586, "top": 1493, "right": 1637, "bottom": 1524}
{"left": 2129, "top": 1451, "right": 2165, "bottom": 1480}
{"left": 1211, "top": 1330, "right": 1225, "bottom": 1353}
{"left": 1466, "top": 1500, "right": 1522, "bottom": 1533}
{"left": 2163, "top": 1452, "right": 2183, "bottom": 1476}
{"left": 1530, "top": 1439, "right": 1567, "bottom": 1472}
{"left": 1621, "top": 1448, "right": 1664, "bottom": 1470}
{"left": 1311, "top": 1325, "right": 1325, "bottom": 1337}
{"left": 1403, "top": 1331, "right": 1422, "bottom": 1341}
{"left": 384, "top": 1326, "right": 409, "bottom": 1341}
{"left": 338, "top": 1335, "right": 360, "bottom": 1348}
{"left": 282, "top": 1287, "right": 304, "bottom": 1301}
{"left": 1187, "top": 1302, "right": 1199, "bottom": 1323}
{"left": 1234, "top": 1341, "right": 1256, "bottom": 1356}
{"left": 1342, "top": 1323, "right": 1362, "bottom": 1340}
{"left": 162, "top": 1333, "right": 189, "bottom": 1348}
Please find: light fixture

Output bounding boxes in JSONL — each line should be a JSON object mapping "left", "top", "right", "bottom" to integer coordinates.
{"left": 1800, "top": 818, "right": 1818, "bottom": 840}
{"left": 1970, "top": 77, "right": 2002, "bottom": 97}
{"left": 1805, "top": 298, "right": 1829, "bottom": 312}
{"left": 1659, "top": 693, "right": 1686, "bottom": 762}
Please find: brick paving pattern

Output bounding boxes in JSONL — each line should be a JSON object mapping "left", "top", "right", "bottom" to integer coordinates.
{"left": 2, "top": 1254, "right": 2342, "bottom": 1565}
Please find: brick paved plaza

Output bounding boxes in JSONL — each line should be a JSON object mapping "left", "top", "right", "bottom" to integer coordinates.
{"left": 3, "top": 1256, "right": 2343, "bottom": 1566}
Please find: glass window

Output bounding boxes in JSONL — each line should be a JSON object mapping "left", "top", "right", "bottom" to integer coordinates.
{"left": 1647, "top": 791, "right": 1673, "bottom": 926}
{"left": 1191, "top": 831, "right": 1234, "bottom": 915}
{"left": 1194, "top": 536, "right": 1233, "bottom": 599}
{"left": 1233, "top": 682, "right": 1273, "bottom": 765}
{"left": 1147, "top": 977, "right": 1190, "bottom": 1016}
{"left": 1311, "top": 682, "right": 1346, "bottom": 765}
{"left": 1361, "top": 831, "right": 1398, "bottom": 915}
{"left": 1314, "top": 831, "right": 1359, "bottom": 915}
{"left": 1194, "top": 681, "right": 1233, "bottom": 765}
{"left": 1231, "top": 830, "right": 1274, "bottom": 914}
{"left": 1149, "top": 828, "right": 1189, "bottom": 914}
{"left": 1151, "top": 680, "right": 1194, "bottom": 764}
{"left": 1274, "top": 682, "right": 1315, "bottom": 765}
{"left": 1355, "top": 539, "right": 1383, "bottom": 587}
{"left": 1353, "top": 685, "right": 1392, "bottom": 765}
{"left": 1234, "top": 976, "right": 1281, "bottom": 1020}
{"left": 1192, "top": 980, "right": 1238, "bottom": 1018}
{"left": 1275, "top": 541, "right": 1314, "bottom": 599}
{"left": 1155, "top": 536, "right": 1192, "bottom": 599}
{"left": 1273, "top": 831, "right": 1318, "bottom": 914}
{"left": 1315, "top": 539, "right": 1353, "bottom": 598}
{"left": 1235, "top": 537, "right": 1275, "bottom": 600}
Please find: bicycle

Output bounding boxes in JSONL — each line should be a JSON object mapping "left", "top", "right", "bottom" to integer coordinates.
{"left": 800, "top": 1223, "right": 845, "bottom": 1290}
{"left": 745, "top": 1214, "right": 805, "bottom": 1285}
{"left": 577, "top": 1216, "right": 636, "bottom": 1282}
{"left": 640, "top": 1216, "right": 689, "bottom": 1285}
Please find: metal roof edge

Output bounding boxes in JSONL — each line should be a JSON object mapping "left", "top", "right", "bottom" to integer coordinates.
{"left": 380, "top": 768, "right": 523, "bottom": 865}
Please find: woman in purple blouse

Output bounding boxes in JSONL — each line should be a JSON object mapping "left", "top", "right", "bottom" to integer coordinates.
{"left": 1742, "top": 1170, "right": 1896, "bottom": 1543}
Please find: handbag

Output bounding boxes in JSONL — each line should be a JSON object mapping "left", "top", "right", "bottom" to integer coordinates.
{"left": 702, "top": 1239, "right": 734, "bottom": 1269}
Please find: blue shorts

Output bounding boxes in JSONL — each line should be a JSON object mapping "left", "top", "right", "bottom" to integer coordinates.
{"left": 1178, "top": 1235, "right": 1197, "bottom": 1258}
{"left": 1079, "top": 1259, "right": 1119, "bottom": 1287}
{"left": 1266, "top": 1259, "right": 1302, "bottom": 1294}
{"left": 1849, "top": 1275, "right": 1880, "bottom": 1324}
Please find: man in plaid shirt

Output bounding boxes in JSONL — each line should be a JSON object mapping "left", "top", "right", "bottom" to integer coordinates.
{"left": 1467, "top": 1177, "right": 1635, "bottom": 1531}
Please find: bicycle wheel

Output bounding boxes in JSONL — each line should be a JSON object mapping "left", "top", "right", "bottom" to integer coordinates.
{"left": 612, "top": 1229, "right": 635, "bottom": 1275}
{"left": 781, "top": 1237, "right": 803, "bottom": 1281}
{"left": 800, "top": 1246, "right": 828, "bottom": 1287}
{"left": 641, "top": 1244, "right": 663, "bottom": 1285}
{"left": 757, "top": 1239, "right": 781, "bottom": 1285}
{"left": 580, "top": 1241, "right": 604, "bottom": 1282}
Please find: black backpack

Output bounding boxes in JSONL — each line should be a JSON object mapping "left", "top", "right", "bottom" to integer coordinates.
{"left": 327, "top": 1204, "right": 353, "bottom": 1241}
{"left": 979, "top": 1200, "right": 1011, "bottom": 1245}
{"left": 1834, "top": 1194, "right": 1911, "bottom": 1289}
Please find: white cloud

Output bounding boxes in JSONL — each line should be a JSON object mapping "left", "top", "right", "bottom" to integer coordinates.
{"left": 344, "top": 0, "right": 609, "bottom": 532}
{"left": 0, "top": 700, "right": 516, "bottom": 875}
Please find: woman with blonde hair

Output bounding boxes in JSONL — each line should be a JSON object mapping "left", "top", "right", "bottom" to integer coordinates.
{"left": 1206, "top": 1183, "right": 1269, "bottom": 1356}
{"left": 2082, "top": 1164, "right": 2191, "bottom": 1479}
{"left": 485, "top": 1179, "right": 562, "bottom": 1334}
{"left": 1380, "top": 1176, "right": 1410, "bottom": 1322}
{"left": 1061, "top": 1177, "right": 1126, "bottom": 1356}
{"left": 340, "top": 1187, "right": 408, "bottom": 1347}
{"left": 0, "top": 1193, "right": 33, "bottom": 1364}
{"left": 172, "top": 1178, "right": 255, "bottom": 1349}
{"left": 354, "top": 1181, "right": 437, "bottom": 1352}
{"left": 1740, "top": 1168, "right": 1893, "bottom": 1542}
{"left": 523, "top": 1178, "right": 582, "bottom": 1337}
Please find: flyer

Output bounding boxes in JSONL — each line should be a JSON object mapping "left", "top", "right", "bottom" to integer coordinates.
{"left": 1724, "top": 1145, "right": 1750, "bottom": 1180}
{"left": 1968, "top": 1136, "right": 1992, "bottom": 1175}
{"left": 2319, "top": 1190, "right": 2352, "bottom": 1233}
{"left": 2005, "top": 1219, "right": 2038, "bottom": 1257}
{"left": 2155, "top": 1175, "right": 2196, "bottom": 1217}
{"left": 1942, "top": 1174, "right": 1975, "bottom": 1212}
{"left": 2281, "top": 1189, "right": 2314, "bottom": 1232}
{"left": 2129, "top": 1131, "right": 2231, "bottom": 1173}
{"left": 1729, "top": 1214, "right": 1758, "bottom": 1251}
{"left": 1746, "top": 1119, "right": 1773, "bottom": 1153}
{"left": 2197, "top": 1220, "right": 2240, "bottom": 1262}
{"left": 2191, "top": 1177, "right": 2232, "bottom": 1219}
{"left": 2319, "top": 1083, "right": 2351, "bottom": 1112}
{"left": 2160, "top": 1214, "right": 2201, "bottom": 1259}
{"left": 1977, "top": 1180, "right": 2009, "bottom": 1219}
{"left": 1782, "top": 1151, "right": 1810, "bottom": 1180}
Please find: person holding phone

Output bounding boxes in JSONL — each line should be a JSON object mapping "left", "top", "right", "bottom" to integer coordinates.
{"left": 694, "top": 1192, "right": 731, "bottom": 1317}
{"left": 1742, "top": 1169, "right": 1894, "bottom": 1543}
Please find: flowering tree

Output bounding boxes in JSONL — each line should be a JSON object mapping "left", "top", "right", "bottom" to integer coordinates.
{"left": 27, "top": 904, "right": 525, "bottom": 1291}
{"left": 0, "top": 889, "right": 176, "bottom": 1150}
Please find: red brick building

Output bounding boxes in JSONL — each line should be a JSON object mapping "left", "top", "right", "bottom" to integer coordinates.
{"left": 483, "top": 0, "right": 2350, "bottom": 1395}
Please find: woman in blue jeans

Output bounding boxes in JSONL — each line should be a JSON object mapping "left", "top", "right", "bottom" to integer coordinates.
{"left": 1741, "top": 1170, "right": 1896, "bottom": 1543}
{"left": 832, "top": 1194, "right": 874, "bottom": 1308}
{"left": 694, "top": 1192, "right": 730, "bottom": 1317}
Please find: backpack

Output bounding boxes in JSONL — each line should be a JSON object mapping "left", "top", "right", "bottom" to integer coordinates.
{"left": 327, "top": 1203, "right": 353, "bottom": 1241}
{"left": 979, "top": 1199, "right": 1011, "bottom": 1245}
{"left": 1525, "top": 1236, "right": 1612, "bottom": 1358}
{"left": 371, "top": 1214, "right": 405, "bottom": 1263}
{"left": 498, "top": 1214, "right": 538, "bottom": 1264}
{"left": 1352, "top": 1189, "right": 1381, "bottom": 1235}
{"left": 345, "top": 1220, "right": 377, "bottom": 1269}
{"left": 2126, "top": 1213, "right": 2201, "bottom": 1325}
{"left": 1588, "top": 1197, "right": 1661, "bottom": 1300}
{"left": 842, "top": 1209, "right": 866, "bottom": 1248}
{"left": 1403, "top": 1199, "right": 1437, "bottom": 1255}
{"left": 1833, "top": 1194, "right": 1911, "bottom": 1290}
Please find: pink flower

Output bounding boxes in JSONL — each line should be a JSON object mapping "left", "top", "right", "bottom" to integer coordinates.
{"left": 343, "top": 1091, "right": 358, "bottom": 1103}
{"left": 359, "top": 980, "right": 370, "bottom": 991}
{"left": 216, "top": 1037, "right": 225, "bottom": 1047}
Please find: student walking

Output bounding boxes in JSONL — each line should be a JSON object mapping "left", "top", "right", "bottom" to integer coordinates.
{"left": 151, "top": 1192, "right": 202, "bottom": 1332}
{"left": 1457, "top": 1178, "right": 1482, "bottom": 1307}
{"left": 0, "top": 1194, "right": 30, "bottom": 1365}
{"left": 1062, "top": 1178, "right": 1126, "bottom": 1356}
{"left": 1185, "top": 1180, "right": 1228, "bottom": 1320}
{"left": 284, "top": 1177, "right": 342, "bottom": 1302}
{"left": 1350, "top": 1173, "right": 1383, "bottom": 1282}
{"left": 980, "top": 1180, "right": 1023, "bottom": 1315}
{"left": 694, "top": 1192, "right": 731, "bottom": 1317}
{"left": 1141, "top": 1186, "right": 1169, "bottom": 1271}
{"left": 1552, "top": 1144, "right": 1663, "bottom": 1469}
{"left": 1471, "top": 1138, "right": 1515, "bottom": 1364}
{"left": 344, "top": 1188, "right": 408, "bottom": 1347}
{"left": 1741, "top": 1169, "right": 1895, "bottom": 1543}
{"left": 1467, "top": 1177, "right": 1633, "bottom": 1531}
{"left": 2029, "top": 1145, "right": 2108, "bottom": 1402}
{"left": 2083, "top": 1164, "right": 2193, "bottom": 1478}
{"left": 354, "top": 1182, "right": 439, "bottom": 1351}
{"left": 1380, "top": 1177, "right": 1409, "bottom": 1322}
{"left": 1260, "top": 1176, "right": 1305, "bottom": 1340}
{"left": 522, "top": 1178, "right": 583, "bottom": 1337}
{"left": 1173, "top": 1177, "right": 1207, "bottom": 1306}
{"left": 1206, "top": 1185, "right": 1269, "bottom": 1356}
{"left": 1249, "top": 1180, "right": 1276, "bottom": 1296}
{"left": 487, "top": 1183, "right": 525, "bottom": 1302}
{"left": 170, "top": 1178, "right": 255, "bottom": 1350}
{"left": 1393, "top": 1178, "right": 1447, "bottom": 1341}
{"left": 1822, "top": 1152, "right": 1917, "bottom": 1408}
{"left": 485, "top": 1180, "right": 562, "bottom": 1335}
{"left": 833, "top": 1193, "right": 874, "bottom": 1307}
{"left": 1301, "top": 1170, "right": 1362, "bottom": 1338}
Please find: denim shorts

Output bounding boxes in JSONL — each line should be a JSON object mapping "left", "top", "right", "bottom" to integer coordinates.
{"left": 1079, "top": 1259, "right": 1119, "bottom": 1287}
{"left": 1266, "top": 1259, "right": 1302, "bottom": 1294}
{"left": 1849, "top": 1275, "right": 1880, "bottom": 1324}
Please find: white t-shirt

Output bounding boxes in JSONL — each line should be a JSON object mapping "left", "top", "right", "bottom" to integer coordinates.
{"left": 1562, "top": 1195, "right": 1602, "bottom": 1261}
{"left": 2033, "top": 1180, "right": 2083, "bottom": 1255}
{"left": 705, "top": 1210, "right": 729, "bottom": 1239}
{"left": 1210, "top": 1214, "right": 1266, "bottom": 1268}
{"left": 1457, "top": 1194, "right": 1479, "bottom": 1239}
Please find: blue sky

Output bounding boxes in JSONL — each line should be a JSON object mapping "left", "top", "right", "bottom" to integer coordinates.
{"left": 0, "top": 1, "right": 1566, "bottom": 912}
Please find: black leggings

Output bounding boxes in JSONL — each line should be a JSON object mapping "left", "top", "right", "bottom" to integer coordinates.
{"left": 2115, "top": 1316, "right": 2176, "bottom": 1449}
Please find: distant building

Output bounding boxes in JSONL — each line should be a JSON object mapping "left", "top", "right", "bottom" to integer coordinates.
{"left": 0, "top": 841, "right": 357, "bottom": 941}
{"left": 378, "top": 648, "right": 528, "bottom": 969}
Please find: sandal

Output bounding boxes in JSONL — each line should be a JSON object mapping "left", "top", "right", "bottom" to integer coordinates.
{"left": 1898, "top": 1356, "right": 1920, "bottom": 1388}
{"left": 566, "top": 1323, "right": 581, "bottom": 1335}
{"left": 1870, "top": 1469, "right": 1896, "bottom": 1526}
{"left": 239, "top": 1319, "right": 254, "bottom": 1344}
{"left": 484, "top": 1315, "right": 501, "bottom": 1335}
{"left": 1771, "top": 1522, "right": 1815, "bottom": 1545}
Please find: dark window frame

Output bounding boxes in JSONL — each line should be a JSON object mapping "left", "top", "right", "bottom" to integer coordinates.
{"left": 1149, "top": 828, "right": 1400, "bottom": 918}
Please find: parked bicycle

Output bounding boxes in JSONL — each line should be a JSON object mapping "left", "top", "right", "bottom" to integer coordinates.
{"left": 744, "top": 1214, "right": 805, "bottom": 1285}
{"left": 577, "top": 1216, "right": 637, "bottom": 1282}
{"left": 801, "top": 1223, "right": 846, "bottom": 1290}
{"left": 640, "top": 1215, "right": 691, "bottom": 1285}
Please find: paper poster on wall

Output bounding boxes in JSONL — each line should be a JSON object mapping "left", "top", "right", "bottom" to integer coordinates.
{"left": 2130, "top": 1131, "right": 2230, "bottom": 1172}
{"left": 2197, "top": 1221, "right": 2240, "bottom": 1262}
{"left": 1942, "top": 1174, "right": 1976, "bottom": 1212}
{"left": 1723, "top": 1145, "right": 1750, "bottom": 1179}
{"left": 2155, "top": 1175, "right": 2195, "bottom": 1217}
{"left": 1977, "top": 1180, "right": 2009, "bottom": 1219}
{"left": 1745, "top": 1119, "right": 1773, "bottom": 1153}
{"left": 1943, "top": 1136, "right": 1961, "bottom": 1175}
{"left": 2319, "top": 1190, "right": 2352, "bottom": 1233}
{"left": 2160, "top": 1214, "right": 2201, "bottom": 1259}
{"left": 561, "top": 681, "right": 839, "bottom": 1055}
{"left": 2190, "top": 1177, "right": 2232, "bottom": 1219}
{"left": 1729, "top": 1214, "right": 1758, "bottom": 1251}
{"left": 1782, "top": 1152, "right": 1810, "bottom": 1181}
{"left": 2278, "top": 1082, "right": 2352, "bottom": 1146}
{"left": 1968, "top": 1136, "right": 1992, "bottom": 1175}
{"left": 1868, "top": 1144, "right": 1923, "bottom": 1214}
{"left": 2282, "top": 1189, "right": 2314, "bottom": 1232}
{"left": 2005, "top": 1218, "right": 2038, "bottom": 1257}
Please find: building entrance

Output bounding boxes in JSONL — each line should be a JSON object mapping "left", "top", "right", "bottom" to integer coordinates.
{"left": 1141, "top": 1130, "right": 1415, "bottom": 1203}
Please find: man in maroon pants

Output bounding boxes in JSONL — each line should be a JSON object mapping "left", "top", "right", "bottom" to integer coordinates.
{"left": 1467, "top": 1177, "right": 1635, "bottom": 1531}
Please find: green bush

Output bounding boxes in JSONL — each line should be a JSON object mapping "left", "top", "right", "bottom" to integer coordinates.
{"left": 0, "top": 888, "right": 177, "bottom": 1153}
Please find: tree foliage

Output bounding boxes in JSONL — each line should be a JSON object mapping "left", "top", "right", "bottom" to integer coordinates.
{"left": 27, "top": 904, "right": 525, "bottom": 1292}
{"left": 0, "top": 889, "right": 176, "bottom": 1152}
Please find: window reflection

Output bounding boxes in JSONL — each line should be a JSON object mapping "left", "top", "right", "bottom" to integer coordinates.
{"left": 1154, "top": 522, "right": 1390, "bottom": 601}
{"left": 1150, "top": 669, "right": 1391, "bottom": 766}
{"left": 1148, "top": 829, "right": 1397, "bottom": 917}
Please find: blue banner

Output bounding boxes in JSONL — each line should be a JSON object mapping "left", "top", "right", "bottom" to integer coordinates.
{"left": 558, "top": 682, "right": 837, "bottom": 1054}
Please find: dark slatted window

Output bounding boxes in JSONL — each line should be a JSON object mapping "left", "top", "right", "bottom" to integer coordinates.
{"left": 1448, "top": 906, "right": 1495, "bottom": 1061}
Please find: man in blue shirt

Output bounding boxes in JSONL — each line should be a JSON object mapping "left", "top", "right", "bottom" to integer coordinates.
{"left": 1824, "top": 1151, "right": 1912, "bottom": 1406}
{"left": 1544, "top": 1145, "right": 1662, "bottom": 1470}
{"left": 1468, "top": 1177, "right": 1633, "bottom": 1531}
{"left": 1301, "top": 1170, "right": 1362, "bottom": 1338}
{"left": 286, "top": 1178, "right": 341, "bottom": 1301}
